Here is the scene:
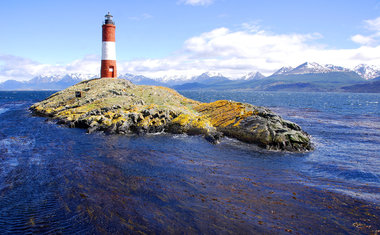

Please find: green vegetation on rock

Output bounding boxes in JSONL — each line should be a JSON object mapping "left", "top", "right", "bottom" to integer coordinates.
{"left": 30, "top": 78, "right": 313, "bottom": 152}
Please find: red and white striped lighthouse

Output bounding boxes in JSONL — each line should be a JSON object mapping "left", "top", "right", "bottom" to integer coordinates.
{"left": 101, "top": 12, "right": 117, "bottom": 78}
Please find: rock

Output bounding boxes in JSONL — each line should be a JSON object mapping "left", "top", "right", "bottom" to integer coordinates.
{"left": 205, "top": 132, "right": 223, "bottom": 144}
{"left": 30, "top": 78, "right": 313, "bottom": 152}
{"left": 194, "top": 100, "right": 313, "bottom": 151}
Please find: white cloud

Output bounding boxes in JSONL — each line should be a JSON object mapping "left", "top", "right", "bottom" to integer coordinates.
{"left": 117, "top": 25, "right": 380, "bottom": 79}
{"left": 2, "top": 22, "right": 380, "bottom": 83}
{"left": 179, "top": 0, "right": 215, "bottom": 6}
{"left": 351, "top": 34, "right": 376, "bottom": 45}
{"left": 119, "top": 25, "right": 380, "bottom": 79}
{"left": 365, "top": 17, "right": 380, "bottom": 31}
{"left": 351, "top": 17, "right": 380, "bottom": 46}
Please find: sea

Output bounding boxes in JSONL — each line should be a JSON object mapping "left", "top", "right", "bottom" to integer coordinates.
{"left": 0, "top": 90, "right": 379, "bottom": 234}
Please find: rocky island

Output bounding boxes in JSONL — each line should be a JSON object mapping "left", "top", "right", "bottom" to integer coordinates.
{"left": 30, "top": 78, "right": 313, "bottom": 152}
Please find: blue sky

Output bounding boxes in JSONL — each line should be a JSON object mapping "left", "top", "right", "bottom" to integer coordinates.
{"left": 0, "top": 0, "right": 380, "bottom": 81}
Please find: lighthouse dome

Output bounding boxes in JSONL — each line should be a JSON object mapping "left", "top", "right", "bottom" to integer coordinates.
{"left": 104, "top": 12, "right": 114, "bottom": 25}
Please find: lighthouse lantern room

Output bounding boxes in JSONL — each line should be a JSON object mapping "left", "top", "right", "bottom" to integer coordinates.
{"left": 101, "top": 12, "right": 117, "bottom": 78}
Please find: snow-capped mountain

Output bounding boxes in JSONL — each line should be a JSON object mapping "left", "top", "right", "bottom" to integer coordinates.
{"left": 29, "top": 73, "right": 97, "bottom": 83}
{"left": 118, "top": 73, "right": 165, "bottom": 86}
{"left": 65, "top": 73, "right": 98, "bottom": 81}
{"left": 0, "top": 73, "right": 97, "bottom": 90}
{"left": 197, "top": 72, "right": 225, "bottom": 79}
{"left": 158, "top": 74, "right": 193, "bottom": 84}
{"left": 192, "top": 72, "right": 230, "bottom": 84}
{"left": 354, "top": 64, "right": 380, "bottom": 80}
{"left": 1, "top": 62, "right": 379, "bottom": 91}
{"left": 325, "top": 64, "right": 352, "bottom": 72}
{"left": 29, "top": 74, "right": 63, "bottom": 83}
{"left": 289, "top": 62, "right": 334, "bottom": 74}
{"left": 272, "top": 66, "right": 294, "bottom": 76}
{"left": 272, "top": 62, "right": 361, "bottom": 76}
{"left": 241, "top": 72, "right": 265, "bottom": 80}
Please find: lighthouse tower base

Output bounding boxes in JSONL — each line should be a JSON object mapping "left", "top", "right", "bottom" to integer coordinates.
{"left": 101, "top": 60, "right": 117, "bottom": 78}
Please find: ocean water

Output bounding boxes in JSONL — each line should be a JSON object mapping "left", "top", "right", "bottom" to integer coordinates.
{"left": 0, "top": 90, "right": 379, "bottom": 234}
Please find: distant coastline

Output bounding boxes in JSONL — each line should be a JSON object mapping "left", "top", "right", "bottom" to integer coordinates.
{"left": 1, "top": 62, "right": 380, "bottom": 93}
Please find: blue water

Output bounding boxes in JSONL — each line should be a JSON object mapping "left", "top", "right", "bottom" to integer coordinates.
{"left": 0, "top": 90, "right": 379, "bottom": 234}
{"left": 181, "top": 91, "right": 380, "bottom": 188}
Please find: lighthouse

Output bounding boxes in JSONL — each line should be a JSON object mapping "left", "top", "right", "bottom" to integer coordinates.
{"left": 101, "top": 12, "right": 117, "bottom": 78}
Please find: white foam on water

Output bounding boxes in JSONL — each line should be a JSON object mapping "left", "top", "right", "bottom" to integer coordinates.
{"left": 0, "top": 108, "right": 9, "bottom": 115}
{"left": 332, "top": 188, "right": 380, "bottom": 204}
{"left": 172, "top": 133, "right": 189, "bottom": 139}
{"left": 301, "top": 181, "right": 380, "bottom": 204}
{"left": 29, "top": 154, "right": 42, "bottom": 166}
{"left": 7, "top": 158, "right": 19, "bottom": 167}
{"left": 0, "top": 136, "right": 35, "bottom": 155}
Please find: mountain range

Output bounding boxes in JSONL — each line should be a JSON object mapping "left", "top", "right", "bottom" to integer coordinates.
{"left": 0, "top": 62, "right": 379, "bottom": 92}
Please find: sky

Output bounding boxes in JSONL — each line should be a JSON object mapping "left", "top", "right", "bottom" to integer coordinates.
{"left": 0, "top": 0, "right": 380, "bottom": 82}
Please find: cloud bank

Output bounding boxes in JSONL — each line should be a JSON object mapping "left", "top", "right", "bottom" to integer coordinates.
{"left": 0, "top": 55, "right": 100, "bottom": 82}
{"left": 1, "top": 18, "right": 380, "bottom": 82}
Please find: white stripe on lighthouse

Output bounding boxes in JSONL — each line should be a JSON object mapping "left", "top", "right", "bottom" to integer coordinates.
{"left": 101, "top": 41, "right": 116, "bottom": 60}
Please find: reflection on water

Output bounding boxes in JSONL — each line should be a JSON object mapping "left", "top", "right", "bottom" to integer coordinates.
{"left": 0, "top": 91, "right": 379, "bottom": 234}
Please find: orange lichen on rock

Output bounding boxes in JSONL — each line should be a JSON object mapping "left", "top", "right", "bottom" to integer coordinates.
{"left": 195, "top": 100, "right": 253, "bottom": 128}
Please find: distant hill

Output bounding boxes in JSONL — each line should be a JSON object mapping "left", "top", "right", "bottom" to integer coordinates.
{"left": 172, "top": 82, "right": 210, "bottom": 90}
{"left": 171, "top": 62, "right": 379, "bottom": 92}
{"left": 0, "top": 80, "right": 27, "bottom": 90}
{"left": 192, "top": 72, "right": 230, "bottom": 84}
{"left": 272, "top": 66, "right": 294, "bottom": 76}
{"left": 341, "top": 79, "right": 380, "bottom": 93}
{"left": 1, "top": 62, "right": 379, "bottom": 92}
{"left": 0, "top": 73, "right": 163, "bottom": 90}
{"left": 0, "top": 74, "right": 96, "bottom": 90}
{"left": 240, "top": 72, "right": 265, "bottom": 80}
{"left": 173, "top": 71, "right": 367, "bottom": 92}
{"left": 354, "top": 64, "right": 380, "bottom": 80}
{"left": 254, "top": 71, "right": 365, "bottom": 91}
{"left": 118, "top": 74, "right": 166, "bottom": 86}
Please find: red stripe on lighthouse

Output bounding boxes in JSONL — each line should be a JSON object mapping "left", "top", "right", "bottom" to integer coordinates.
{"left": 101, "top": 12, "right": 117, "bottom": 78}
{"left": 102, "top": 24, "right": 115, "bottom": 42}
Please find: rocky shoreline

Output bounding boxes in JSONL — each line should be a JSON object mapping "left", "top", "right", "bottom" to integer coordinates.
{"left": 30, "top": 78, "right": 313, "bottom": 152}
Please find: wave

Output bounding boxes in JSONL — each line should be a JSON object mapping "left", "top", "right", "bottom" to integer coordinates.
{"left": 330, "top": 188, "right": 380, "bottom": 204}
{"left": 0, "top": 108, "right": 9, "bottom": 115}
{"left": 337, "top": 169, "right": 380, "bottom": 183}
